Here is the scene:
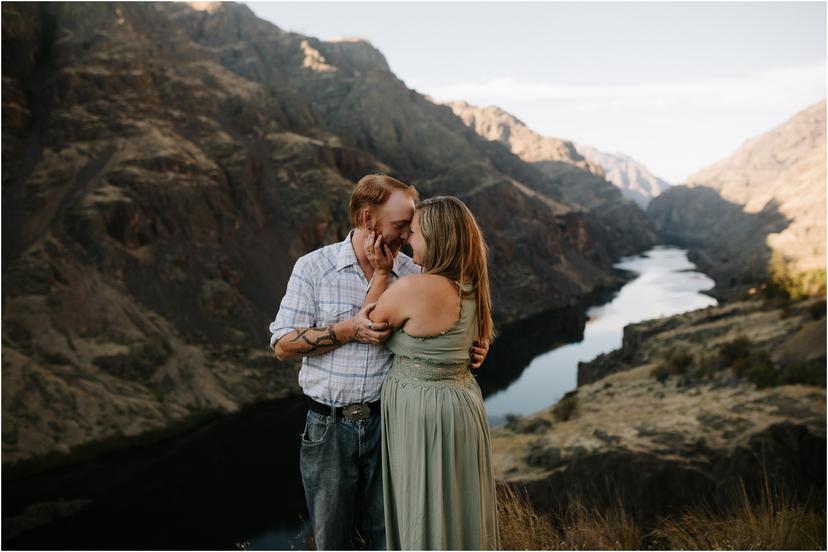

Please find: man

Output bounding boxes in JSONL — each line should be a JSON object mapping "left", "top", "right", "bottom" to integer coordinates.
{"left": 269, "top": 174, "right": 489, "bottom": 550}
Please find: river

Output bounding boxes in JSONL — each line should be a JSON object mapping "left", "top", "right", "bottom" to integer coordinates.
{"left": 2, "top": 245, "right": 716, "bottom": 550}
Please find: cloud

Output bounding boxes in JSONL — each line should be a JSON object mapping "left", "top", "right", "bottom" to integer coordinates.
{"left": 421, "top": 63, "right": 827, "bottom": 112}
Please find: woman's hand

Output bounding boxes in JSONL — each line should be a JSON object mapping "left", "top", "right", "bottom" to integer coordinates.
{"left": 364, "top": 231, "right": 395, "bottom": 274}
{"left": 469, "top": 339, "right": 490, "bottom": 369}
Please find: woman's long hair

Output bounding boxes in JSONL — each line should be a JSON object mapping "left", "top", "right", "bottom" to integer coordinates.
{"left": 416, "top": 196, "right": 495, "bottom": 344}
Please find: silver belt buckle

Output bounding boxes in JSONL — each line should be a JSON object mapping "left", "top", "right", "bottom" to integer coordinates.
{"left": 342, "top": 403, "right": 370, "bottom": 421}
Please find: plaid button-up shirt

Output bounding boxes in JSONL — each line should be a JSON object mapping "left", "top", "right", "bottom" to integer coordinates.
{"left": 269, "top": 231, "right": 420, "bottom": 407}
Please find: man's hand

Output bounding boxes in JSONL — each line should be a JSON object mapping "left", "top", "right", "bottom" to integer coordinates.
{"left": 364, "top": 231, "right": 395, "bottom": 274}
{"left": 352, "top": 302, "right": 391, "bottom": 345}
{"left": 469, "top": 339, "right": 490, "bottom": 369}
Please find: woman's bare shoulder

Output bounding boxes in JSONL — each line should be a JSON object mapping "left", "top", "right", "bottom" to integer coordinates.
{"left": 399, "top": 273, "right": 457, "bottom": 296}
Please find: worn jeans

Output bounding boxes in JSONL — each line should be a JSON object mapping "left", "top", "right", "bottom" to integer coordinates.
{"left": 299, "top": 407, "right": 385, "bottom": 550}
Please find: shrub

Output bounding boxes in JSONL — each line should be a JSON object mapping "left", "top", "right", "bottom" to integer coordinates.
{"left": 807, "top": 300, "right": 826, "bottom": 320}
{"left": 741, "top": 352, "right": 777, "bottom": 389}
{"left": 665, "top": 347, "right": 694, "bottom": 375}
{"left": 93, "top": 338, "right": 172, "bottom": 382}
{"left": 520, "top": 417, "right": 553, "bottom": 434}
{"left": 552, "top": 392, "right": 578, "bottom": 422}
{"left": 650, "top": 364, "right": 670, "bottom": 383}
{"left": 504, "top": 414, "right": 522, "bottom": 432}
{"left": 651, "top": 346, "right": 695, "bottom": 382}
{"left": 780, "top": 359, "right": 827, "bottom": 387}
{"left": 768, "top": 252, "right": 827, "bottom": 300}
{"left": 719, "top": 337, "right": 752, "bottom": 367}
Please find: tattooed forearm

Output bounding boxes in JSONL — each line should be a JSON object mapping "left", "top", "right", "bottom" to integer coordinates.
{"left": 288, "top": 326, "right": 340, "bottom": 353}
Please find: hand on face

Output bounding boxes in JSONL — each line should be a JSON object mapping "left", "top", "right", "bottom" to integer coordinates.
{"left": 364, "top": 231, "right": 395, "bottom": 273}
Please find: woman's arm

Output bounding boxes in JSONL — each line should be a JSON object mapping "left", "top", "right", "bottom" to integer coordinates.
{"left": 369, "top": 276, "right": 413, "bottom": 331}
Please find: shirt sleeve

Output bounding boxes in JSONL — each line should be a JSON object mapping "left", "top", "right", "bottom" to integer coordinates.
{"left": 268, "top": 256, "right": 316, "bottom": 348}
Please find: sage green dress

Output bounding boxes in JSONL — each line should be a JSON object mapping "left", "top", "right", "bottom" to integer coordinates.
{"left": 381, "top": 284, "right": 500, "bottom": 550}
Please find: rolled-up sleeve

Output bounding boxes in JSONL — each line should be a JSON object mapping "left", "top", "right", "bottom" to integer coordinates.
{"left": 269, "top": 256, "right": 316, "bottom": 348}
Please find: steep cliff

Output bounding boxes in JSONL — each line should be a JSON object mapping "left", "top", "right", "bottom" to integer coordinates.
{"left": 2, "top": 2, "right": 653, "bottom": 467}
{"left": 446, "top": 100, "right": 658, "bottom": 257}
{"left": 647, "top": 101, "right": 826, "bottom": 298}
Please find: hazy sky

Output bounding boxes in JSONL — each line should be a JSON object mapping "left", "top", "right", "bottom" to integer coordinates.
{"left": 246, "top": 1, "right": 826, "bottom": 183}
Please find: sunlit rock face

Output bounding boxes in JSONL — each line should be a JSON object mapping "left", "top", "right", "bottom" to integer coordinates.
{"left": 648, "top": 100, "right": 826, "bottom": 298}
{"left": 445, "top": 100, "right": 659, "bottom": 258}
{"left": 2, "top": 1, "right": 654, "bottom": 467}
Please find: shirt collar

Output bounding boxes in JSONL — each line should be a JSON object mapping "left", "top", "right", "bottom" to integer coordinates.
{"left": 336, "top": 229, "right": 403, "bottom": 278}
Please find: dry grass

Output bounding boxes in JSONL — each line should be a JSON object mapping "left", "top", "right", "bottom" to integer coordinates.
{"left": 497, "top": 470, "right": 826, "bottom": 550}
{"left": 651, "top": 476, "right": 826, "bottom": 550}
{"left": 497, "top": 483, "right": 640, "bottom": 550}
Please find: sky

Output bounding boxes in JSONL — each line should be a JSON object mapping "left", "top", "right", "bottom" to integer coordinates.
{"left": 246, "top": 1, "right": 827, "bottom": 184}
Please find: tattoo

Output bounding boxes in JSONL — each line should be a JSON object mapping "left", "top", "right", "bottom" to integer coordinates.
{"left": 289, "top": 326, "right": 340, "bottom": 353}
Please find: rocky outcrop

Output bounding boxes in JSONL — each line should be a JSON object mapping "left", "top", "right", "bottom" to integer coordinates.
{"left": 445, "top": 100, "right": 658, "bottom": 259}
{"left": 647, "top": 101, "right": 826, "bottom": 298}
{"left": 495, "top": 296, "right": 826, "bottom": 529}
{"left": 2, "top": 2, "right": 655, "bottom": 468}
{"left": 574, "top": 145, "right": 672, "bottom": 209}
{"left": 446, "top": 101, "right": 604, "bottom": 176}
{"left": 577, "top": 296, "right": 826, "bottom": 386}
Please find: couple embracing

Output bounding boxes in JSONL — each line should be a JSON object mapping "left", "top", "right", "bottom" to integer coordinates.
{"left": 270, "top": 174, "right": 500, "bottom": 550}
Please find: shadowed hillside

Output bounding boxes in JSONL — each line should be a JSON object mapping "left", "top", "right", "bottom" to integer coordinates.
{"left": 2, "top": 2, "right": 655, "bottom": 469}
{"left": 648, "top": 100, "right": 826, "bottom": 299}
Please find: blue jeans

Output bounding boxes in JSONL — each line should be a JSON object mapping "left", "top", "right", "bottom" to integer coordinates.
{"left": 299, "top": 408, "right": 385, "bottom": 550}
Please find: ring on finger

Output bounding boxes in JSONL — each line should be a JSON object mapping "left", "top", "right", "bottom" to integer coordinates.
{"left": 368, "top": 321, "right": 373, "bottom": 329}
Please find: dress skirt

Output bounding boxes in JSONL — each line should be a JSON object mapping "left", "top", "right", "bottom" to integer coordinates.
{"left": 381, "top": 356, "right": 500, "bottom": 550}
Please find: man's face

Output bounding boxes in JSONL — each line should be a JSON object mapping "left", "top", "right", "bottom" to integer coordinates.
{"left": 370, "top": 190, "right": 415, "bottom": 256}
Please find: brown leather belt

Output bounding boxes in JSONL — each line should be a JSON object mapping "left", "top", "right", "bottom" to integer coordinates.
{"left": 306, "top": 396, "right": 381, "bottom": 421}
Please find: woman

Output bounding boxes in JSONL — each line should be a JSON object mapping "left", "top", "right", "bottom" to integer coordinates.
{"left": 363, "top": 196, "right": 500, "bottom": 550}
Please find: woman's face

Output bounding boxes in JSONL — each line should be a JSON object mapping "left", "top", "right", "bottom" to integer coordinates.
{"left": 407, "top": 211, "right": 427, "bottom": 266}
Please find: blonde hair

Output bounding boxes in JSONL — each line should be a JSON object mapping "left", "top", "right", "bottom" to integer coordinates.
{"left": 349, "top": 174, "right": 419, "bottom": 228}
{"left": 416, "top": 196, "right": 495, "bottom": 344}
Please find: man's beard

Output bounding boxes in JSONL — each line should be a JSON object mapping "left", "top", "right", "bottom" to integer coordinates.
{"left": 371, "top": 220, "right": 404, "bottom": 255}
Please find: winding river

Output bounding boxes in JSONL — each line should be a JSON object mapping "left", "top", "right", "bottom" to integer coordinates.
{"left": 2, "top": 245, "right": 717, "bottom": 550}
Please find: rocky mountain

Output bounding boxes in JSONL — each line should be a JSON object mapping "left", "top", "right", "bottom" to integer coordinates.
{"left": 2, "top": 2, "right": 656, "bottom": 468}
{"left": 647, "top": 101, "right": 826, "bottom": 299}
{"left": 575, "top": 145, "right": 672, "bottom": 209}
{"left": 494, "top": 295, "right": 826, "bottom": 532}
{"left": 446, "top": 101, "right": 605, "bottom": 177}
{"left": 446, "top": 100, "right": 659, "bottom": 249}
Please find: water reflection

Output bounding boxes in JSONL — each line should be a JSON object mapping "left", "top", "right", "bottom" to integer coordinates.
{"left": 484, "top": 246, "right": 717, "bottom": 425}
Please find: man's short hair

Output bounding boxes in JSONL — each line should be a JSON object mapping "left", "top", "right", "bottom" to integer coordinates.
{"left": 349, "top": 174, "right": 419, "bottom": 228}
